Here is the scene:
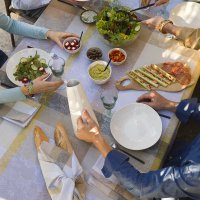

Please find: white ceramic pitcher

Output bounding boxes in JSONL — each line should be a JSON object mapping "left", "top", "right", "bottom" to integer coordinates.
{"left": 66, "top": 80, "right": 98, "bottom": 135}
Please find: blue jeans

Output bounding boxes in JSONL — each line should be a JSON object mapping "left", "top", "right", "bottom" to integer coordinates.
{"left": 0, "top": 50, "right": 8, "bottom": 68}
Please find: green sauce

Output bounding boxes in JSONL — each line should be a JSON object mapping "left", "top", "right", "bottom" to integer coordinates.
{"left": 89, "top": 64, "right": 110, "bottom": 80}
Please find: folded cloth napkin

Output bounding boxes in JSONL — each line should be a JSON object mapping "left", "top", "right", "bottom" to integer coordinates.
{"left": 38, "top": 141, "right": 85, "bottom": 200}
{"left": 0, "top": 99, "right": 41, "bottom": 127}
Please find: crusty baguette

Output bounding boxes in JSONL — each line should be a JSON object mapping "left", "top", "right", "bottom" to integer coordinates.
{"left": 138, "top": 68, "right": 168, "bottom": 87}
{"left": 127, "top": 72, "right": 151, "bottom": 90}
{"left": 145, "top": 66, "right": 171, "bottom": 85}
{"left": 54, "top": 123, "right": 73, "bottom": 154}
{"left": 34, "top": 126, "right": 49, "bottom": 150}
{"left": 132, "top": 70, "right": 159, "bottom": 87}
{"left": 152, "top": 64, "right": 176, "bottom": 82}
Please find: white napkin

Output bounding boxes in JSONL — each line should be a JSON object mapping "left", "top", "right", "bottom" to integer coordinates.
{"left": 0, "top": 100, "right": 40, "bottom": 127}
{"left": 38, "top": 141, "right": 84, "bottom": 200}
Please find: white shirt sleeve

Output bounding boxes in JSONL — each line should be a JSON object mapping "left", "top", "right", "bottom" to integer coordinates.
{"left": 11, "top": 0, "right": 51, "bottom": 10}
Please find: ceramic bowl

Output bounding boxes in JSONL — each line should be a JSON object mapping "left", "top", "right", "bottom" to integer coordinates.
{"left": 88, "top": 60, "right": 112, "bottom": 85}
{"left": 108, "top": 48, "right": 127, "bottom": 66}
{"left": 63, "top": 36, "right": 81, "bottom": 54}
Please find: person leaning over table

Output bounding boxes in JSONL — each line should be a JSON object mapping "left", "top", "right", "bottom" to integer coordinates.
{"left": 75, "top": 91, "right": 200, "bottom": 200}
{"left": 143, "top": 16, "right": 200, "bottom": 50}
{"left": 0, "top": 12, "right": 78, "bottom": 104}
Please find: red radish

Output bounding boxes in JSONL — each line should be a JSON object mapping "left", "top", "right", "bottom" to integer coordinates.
{"left": 64, "top": 38, "right": 80, "bottom": 52}
{"left": 22, "top": 77, "right": 29, "bottom": 84}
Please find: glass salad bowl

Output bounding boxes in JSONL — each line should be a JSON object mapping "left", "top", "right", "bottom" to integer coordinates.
{"left": 96, "top": 6, "right": 141, "bottom": 47}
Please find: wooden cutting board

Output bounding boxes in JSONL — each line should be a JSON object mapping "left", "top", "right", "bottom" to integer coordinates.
{"left": 116, "top": 63, "right": 194, "bottom": 92}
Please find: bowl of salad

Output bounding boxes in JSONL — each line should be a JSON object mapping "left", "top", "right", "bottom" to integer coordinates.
{"left": 96, "top": 6, "right": 141, "bottom": 46}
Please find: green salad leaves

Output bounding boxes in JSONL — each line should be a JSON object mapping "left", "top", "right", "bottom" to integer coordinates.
{"left": 96, "top": 6, "right": 141, "bottom": 46}
{"left": 13, "top": 51, "right": 48, "bottom": 83}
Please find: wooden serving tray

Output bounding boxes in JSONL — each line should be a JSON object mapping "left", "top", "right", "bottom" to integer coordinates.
{"left": 116, "top": 63, "right": 194, "bottom": 92}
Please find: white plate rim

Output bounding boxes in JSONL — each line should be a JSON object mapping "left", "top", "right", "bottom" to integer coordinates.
{"left": 6, "top": 48, "right": 52, "bottom": 87}
{"left": 110, "top": 103, "right": 162, "bottom": 150}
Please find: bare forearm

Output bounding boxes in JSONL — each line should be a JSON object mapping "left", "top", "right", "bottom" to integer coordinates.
{"left": 162, "top": 23, "right": 197, "bottom": 46}
{"left": 162, "top": 23, "right": 181, "bottom": 36}
{"left": 94, "top": 135, "right": 112, "bottom": 158}
{"left": 164, "top": 101, "right": 179, "bottom": 113}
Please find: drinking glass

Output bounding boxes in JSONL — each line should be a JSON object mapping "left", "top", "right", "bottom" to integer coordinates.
{"left": 48, "top": 55, "right": 66, "bottom": 90}
{"left": 100, "top": 89, "right": 118, "bottom": 118}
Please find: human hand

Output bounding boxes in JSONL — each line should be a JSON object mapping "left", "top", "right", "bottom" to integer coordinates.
{"left": 76, "top": 110, "right": 112, "bottom": 157}
{"left": 46, "top": 30, "right": 79, "bottom": 48}
{"left": 137, "top": 91, "right": 178, "bottom": 112}
{"left": 76, "top": 110, "right": 101, "bottom": 143}
{"left": 142, "top": 16, "right": 164, "bottom": 31}
{"left": 32, "top": 74, "right": 64, "bottom": 94}
{"left": 155, "top": 0, "right": 169, "bottom": 6}
{"left": 21, "top": 74, "right": 63, "bottom": 95}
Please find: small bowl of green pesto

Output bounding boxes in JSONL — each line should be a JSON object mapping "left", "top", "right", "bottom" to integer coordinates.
{"left": 88, "top": 60, "right": 112, "bottom": 85}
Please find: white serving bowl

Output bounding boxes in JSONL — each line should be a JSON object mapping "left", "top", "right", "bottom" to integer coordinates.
{"left": 63, "top": 36, "right": 81, "bottom": 54}
{"left": 88, "top": 60, "right": 112, "bottom": 85}
{"left": 108, "top": 48, "right": 127, "bottom": 66}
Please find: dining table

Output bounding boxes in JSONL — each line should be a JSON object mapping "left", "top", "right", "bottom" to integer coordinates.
{"left": 0, "top": 0, "right": 200, "bottom": 199}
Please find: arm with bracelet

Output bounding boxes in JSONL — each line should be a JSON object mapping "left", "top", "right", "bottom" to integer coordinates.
{"left": 0, "top": 74, "right": 63, "bottom": 104}
{"left": 142, "top": 16, "right": 200, "bottom": 50}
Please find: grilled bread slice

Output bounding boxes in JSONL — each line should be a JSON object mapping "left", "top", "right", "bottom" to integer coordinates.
{"left": 132, "top": 70, "right": 159, "bottom": 87}
{"left": 145, "top": 66, "right": 171, "bottom": 85}
{"left": 152, "top": 64, "right": 176, "bottom": 82}
{"left": 127, "top": 71, "right": 152, "bottom": 90}
{"left": 138, "top": 68, "right": 168, "bottom": 87}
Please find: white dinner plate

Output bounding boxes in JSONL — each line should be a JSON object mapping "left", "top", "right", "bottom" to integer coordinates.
{"left": 6, "top": 48, "right": 52, "bottom": 86}
{"left": 110, "top": 103, "right": 162, "bottom": 150}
